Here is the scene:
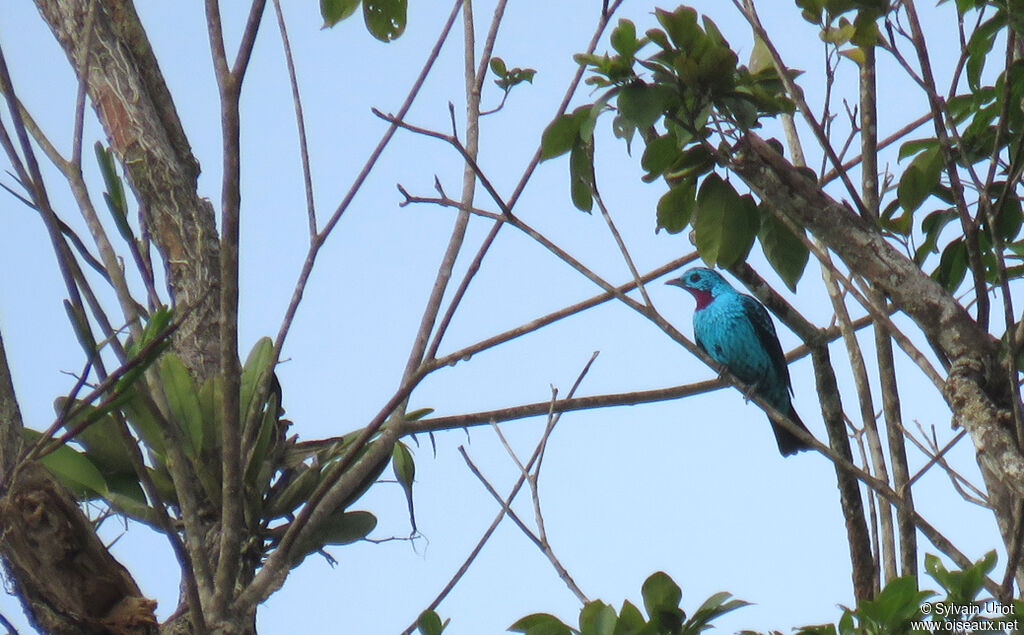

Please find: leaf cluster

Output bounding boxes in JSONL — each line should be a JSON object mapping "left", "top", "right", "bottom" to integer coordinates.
{"left": 540, "top": 5, "right": 807, "bottom": 288}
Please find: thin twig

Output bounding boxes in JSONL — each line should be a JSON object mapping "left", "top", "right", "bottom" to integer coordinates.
{"left": 272, "top": 0, "right": 317, "bottom": 238}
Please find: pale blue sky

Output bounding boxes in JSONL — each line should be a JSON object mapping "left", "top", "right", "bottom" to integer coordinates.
{"left": 0, "top": 2, "right": 1003, "bottom": 634}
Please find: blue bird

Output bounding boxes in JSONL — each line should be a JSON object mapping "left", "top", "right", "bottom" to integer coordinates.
{"left": 667, "top": 267, "right": 812, "bottom": 456}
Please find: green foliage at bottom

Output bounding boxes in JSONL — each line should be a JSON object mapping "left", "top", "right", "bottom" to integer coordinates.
{"left": 499, "top": 552, "right": 1020, "bottom": 635}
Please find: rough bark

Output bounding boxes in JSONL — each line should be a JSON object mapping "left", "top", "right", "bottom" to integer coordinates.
{"left": 1, "top": 463, "right": 158, "bottom": 634}
{"left": 35, "top": 0, "right": 222, "bottom": 381}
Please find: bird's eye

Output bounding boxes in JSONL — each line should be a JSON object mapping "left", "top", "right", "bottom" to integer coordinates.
{"left": 688, "top": 273, "right": 701, "bottom": 283}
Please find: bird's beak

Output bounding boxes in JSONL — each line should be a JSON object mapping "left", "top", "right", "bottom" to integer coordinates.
{"left": 665, "top": 278, "right": 685, "bottom": 288}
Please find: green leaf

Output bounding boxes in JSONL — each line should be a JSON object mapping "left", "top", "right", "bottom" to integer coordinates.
{"left": 642, "top": 572, "right": 682, "bottom": 620}
{"left": 655, "top": 6, "right": 701, "bottom": 51}
{"left": 541, "top": 113, "right": 583, "bottom": 161}
{"left": 322, "top": 510, "right": 378, "bottom": 544}
{"left": 417, "top": 610, "right": 448, "bottom": 635}
{"left": 509, "top": 613, "right": 572, "bottom": 635}
{"left": 56, "top": 398, "right": 135, "bottom": 476}
{"left": 404, "top": 407, "right": 435, "bottom": 421}
{"left": 241, "top": 337, "right": 275, "bottom": 422}
{"left": 759, "top": 207, "right": 809, "bottom": 291}
{"left": 94, "top": 143, "right": 133, "bottom": 242}
{"left": 641, "top": 133, "right": 681, "bottom": 178}
{"left": 687, "top": 591, "right": 750, "bottom": 631}
{"left": 321, "top": 0, "right": 360, "bottom": 27}
{"left": 393, "top": 439, "right": 416, "bottom": 528}
{"left": 694, "top": 174, "right": 759, "bottom": 268}
{"left": 611, "top": 19, "right": 639, "bottom": 57}
{"left": 489, "top": 56, "right": 507, "bottom": 76}
{"left": 656, "top": 179, "right": 696, "bottom": 234}
{"left": 63, "top": 299, "right": 97, "bottom": 356}
{"left": 897, "top": 145, "right": 943, "bottom": 213}
{"left": 748, "top": 33, "right": 774, "bottom": 74}
{"left": 292, "top": 510, "right": 377, "bottom": 564}
{"left": 966, "top": 13, "right": 1006, "bottom": 91}
{"left": 158, "top": 353, "right": 204, "bottom": 456}
{"left": 933, "top": 239, "right": 969, "bottom": 292}
{"left": 120, "top": 391, "right": 167, "bottom": 458}
{"left": 363, "top": 0, "right": 406, "bottom": 42}
{"left": 617, "top": 600, "right": 646, "bottom": 630}
{"left": 915, "top": 209, "right": 958, "bottom": 264}
{"left": 617, "top": 82, "right": 667, "bottom": 131}
{"left": 265, "top": 463, "right": 320, "bottom": 518}
{"left": 579, "top": 601, "right": 617, "bottom": 635}
{"left": 570, "top": 139, "right": 594, "bottom": 212}
{"left": 198, "top": 376, "right": 224, "bottom": 454}
{"left": 26, "top": 430, "right": 107, "bottom": 498}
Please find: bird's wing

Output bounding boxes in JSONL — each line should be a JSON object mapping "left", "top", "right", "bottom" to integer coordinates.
{"left": 740, "top": 294, "right": 792, "bottom": 392}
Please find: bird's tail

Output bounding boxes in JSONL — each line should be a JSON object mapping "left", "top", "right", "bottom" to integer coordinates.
{"left": 770, "top": 404, "right": 813, "bottom": 457}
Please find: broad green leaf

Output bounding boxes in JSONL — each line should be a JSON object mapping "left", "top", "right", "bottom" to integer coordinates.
{"left": 120, "top": 391, "right": 167, "bottom": 457}
{"left": 642, "top": 571, "right": 682, "bottom": 620}
{"left": 291, "top": 510, "right": 377, "bottom": 564}
{"left": 56, "top": 398, "right": 135, "bottom": 476}
{"left": 508, "top": 613, "right": 572, "bottom": 635}
{"left": 966, "top": 13, "right": 1006, "bottom": 91}
{"left": 989, "top": 183, "right": 1024, "bottom": 241}
{"left": 241, "top": 337, "right": 274, "bottom": 422}
{"left": 897, "top": 137, "right": 939, "bottom": 161}
{"left": 570, "top": 139, "right": 594, "bottom": 212}
{"left": 617, "top": 82, "right": 667, "bottom": 131}
{"left": 392, "top": 441, "right": 415, "bottom": 489}
{"left": 489, "top": 56, "right": 507, "bottom": 76}
{"left": 579, "top": 601, "right": 617, "bottom": 635}
{"left": 897, "top": 145, "right": 943, "bottom": 213}
{"left": 540, "top": 113, "right": 583, "bottom": 161}
{"left": 245, "top": 392, "right": 279, "bottom": 490}
{"left": 914, "top": 209, "right": 958, "bottom": 265}
{"left": 687, "top": 591, "right": 750, "bottom": 630}
{"left": 321, "top": 0, "right": 360, "bottom": 27}
{"left": 655, "top": 6, "right": 701, "bottom": 51}
{"left": 933, "top": 239, "right": 968, "bottom": 292}
{"left": 417, "top": 610, "right": 448, "bottom": 635}
{"left": 158, "top": 353, "right": 204, "bottom": 456}
{"left": 617, "top": 600, "right": 646, "bottom": 630}
{"left": 641, "top": 134, "right": 680, "bottom": 178}
{"left": 198, "top": 376, "right": 224, "bottom": 454}
{"left": 748, "top": 33, "right": 774, "bottom": 74}
{"left": 363, "top": 0, "right": 407, "bottom": 42}
{"left": 759, "top": 207, "right": 809, "bottom": 291}
{"left": 26, "top": 430, "right": 107, "bottom": 498}
{"left": 656, "top": 179, "right": 696, "bottom": 234}
{"left": 694, "top": 175, "right": 759, "bottom": 267}
{"left": 611, "top": 19, "right": 639, "bottom": 57}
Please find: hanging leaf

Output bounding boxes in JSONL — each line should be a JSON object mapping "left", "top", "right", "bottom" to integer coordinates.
{"left": 569, "top": 138, "right": 594, "bottom": 212}
{"left": 656, "top": 179, "right": 696, "bottom": 234}
{"left": 896, "top": 145, "right": 943, "bottom": 213}
{"left": 364, "top": 0, "right": 406, "bottom": 42}
{"left": 758, "top": 207, "right": 809, "bottom": 291}
{"left": 321, "top": 0, "right": 360, "bottom": 27}
{"left": 393, "top": 441, "right": 417, "bottom": 533}
{"left": 694, "top": 174, "right": 759, "bottom": 268}
{"left": 540, "top": 112, "right": 584, "bottom": 161}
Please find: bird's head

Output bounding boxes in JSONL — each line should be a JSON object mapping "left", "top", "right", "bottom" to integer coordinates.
{"left": 666, "top": 267, "right": 731, "bottom": 310}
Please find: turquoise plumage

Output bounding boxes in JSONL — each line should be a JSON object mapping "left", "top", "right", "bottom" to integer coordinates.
{"left": 667, "top": 267, "right": 811, "bottom": 456}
